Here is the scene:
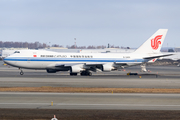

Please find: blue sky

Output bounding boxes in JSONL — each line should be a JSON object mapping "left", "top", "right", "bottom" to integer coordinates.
{"left": 0, "top": 0, "right": 180, "bottom": 48}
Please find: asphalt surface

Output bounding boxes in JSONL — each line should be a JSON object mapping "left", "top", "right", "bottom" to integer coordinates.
{"left": 1, "top": 61, "right": 180, "bottom": 88}
{"left": 1, "top": 61, "right": 180, "bottom": 110}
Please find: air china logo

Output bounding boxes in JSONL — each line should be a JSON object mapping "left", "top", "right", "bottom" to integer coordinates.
{"left": 151, "top": 35, "right": 163, "bottom": 50}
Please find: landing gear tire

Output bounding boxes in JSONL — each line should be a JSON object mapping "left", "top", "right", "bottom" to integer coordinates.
{"left": 20, "top": 71, "right": 24, "bottom": 75}
{"left": 70, "top": 73, "right": 77, "bottom": 76}
{"left": 88, "top": 72, "right": 92, "bottom": 76}
{"left": 80, "top": 71, "right": 92, "bottom": 76}
{"left": 80, "top": 71, "right": 85, "bottom": 76}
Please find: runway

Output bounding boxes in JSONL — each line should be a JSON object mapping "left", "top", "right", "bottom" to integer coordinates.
{"left": 0, "top": 61, "right": 180, "bottom": 88}
{"left": 0, "top": 92, "right": 180, "bottom": 110}
{"left": 1, "top": 61, "right": 180, "bottom": 111}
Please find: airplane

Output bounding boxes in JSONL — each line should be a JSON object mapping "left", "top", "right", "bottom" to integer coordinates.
{"left": 3, "top": 29, "right": 172, "bottom": 76}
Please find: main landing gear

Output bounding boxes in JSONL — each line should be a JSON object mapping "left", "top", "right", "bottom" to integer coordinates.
{"left": 70, "top": 71, "right": 92, "bottom": 76}
{"left": 80, "top": 71, "right": 92, "bottom": 76}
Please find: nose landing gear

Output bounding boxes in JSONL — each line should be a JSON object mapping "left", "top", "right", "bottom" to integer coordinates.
{"left": 19, "top": 68, "right": 24, "bottom": 75}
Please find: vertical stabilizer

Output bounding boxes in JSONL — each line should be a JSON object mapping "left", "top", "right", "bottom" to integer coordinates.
{"left": 134, "top": 29, "right": 168, "bottom": 54}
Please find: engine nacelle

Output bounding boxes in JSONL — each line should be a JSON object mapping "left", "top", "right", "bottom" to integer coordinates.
{"left": 46, "top": 69, "right": 57, "bottom": 73}
{"left": 102, "top": 64, "right": 115, "bottom": 72}
{"left": 70, "top": 65, "right": 84, "bottom": 73}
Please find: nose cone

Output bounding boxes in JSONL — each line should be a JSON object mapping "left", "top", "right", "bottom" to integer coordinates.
{"left": 3, "top": 56, "right": 15, "bottom": 66}
{"left": 3, "top": 57, "right": 10, "bottom": 64}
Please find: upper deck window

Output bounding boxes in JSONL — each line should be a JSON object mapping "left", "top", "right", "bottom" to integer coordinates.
{"left": 14, "top": 51, "right": 20, "bottom": 53}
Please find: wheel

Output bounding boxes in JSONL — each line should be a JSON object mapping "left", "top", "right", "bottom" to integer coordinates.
{"left": 70, "top": 73, "right": 77, "bottom": 76}
{"left": 88, "top": 72, "right": 92, "bottom": 76}
{"left": 20, "top": 71, "right": 24, "bottom": 75}
{"left": 80, "top": 71, "right": 86, "bottom": 76}
{"left": 81, "top": 71, "right": 92, "bottom": 76}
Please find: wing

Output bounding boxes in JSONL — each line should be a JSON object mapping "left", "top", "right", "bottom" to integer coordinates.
{"left": 46, "top": 62, "right": 129, "bottom": 72}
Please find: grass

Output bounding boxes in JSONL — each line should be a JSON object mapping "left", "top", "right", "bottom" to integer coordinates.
{"left": 0, "top": 87, "right": 180, "bottom": 93}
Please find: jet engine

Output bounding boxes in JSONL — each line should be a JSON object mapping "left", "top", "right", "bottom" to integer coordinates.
{"left": 102, "top": 64, "right": 115, "bottom": 72}
{"left": 70, "top": 65, "right": 84, "bottom": 73}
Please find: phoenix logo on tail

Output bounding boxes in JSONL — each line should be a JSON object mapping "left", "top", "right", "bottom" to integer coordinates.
{"left": 151, "top": 35, "right": 163, "bottom": 50}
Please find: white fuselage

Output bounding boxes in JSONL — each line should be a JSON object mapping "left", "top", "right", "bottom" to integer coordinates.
{"left": 3, "top": 50, "right": 152, "bottom": 69}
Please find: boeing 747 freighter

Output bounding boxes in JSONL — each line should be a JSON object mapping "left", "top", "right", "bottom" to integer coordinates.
{"left": 3, "top": 29, "right": 172, "bottom": 76}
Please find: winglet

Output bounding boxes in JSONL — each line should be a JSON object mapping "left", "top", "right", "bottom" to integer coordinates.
{"left": 134, "top": 29, "right": 168, "bottom": 54}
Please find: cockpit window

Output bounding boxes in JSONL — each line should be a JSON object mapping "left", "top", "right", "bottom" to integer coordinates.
{"left": 14, "top": 51, "right": 20, "bottom": 53}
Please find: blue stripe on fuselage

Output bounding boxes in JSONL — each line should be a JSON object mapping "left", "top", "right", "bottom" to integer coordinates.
{"left": 4, "top": 57, "right": 145, "bottom": 63}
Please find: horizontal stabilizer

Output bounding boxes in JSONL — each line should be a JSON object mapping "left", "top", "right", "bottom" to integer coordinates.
{"left": 143, "top": 54, "right": 173, "bottom": 59}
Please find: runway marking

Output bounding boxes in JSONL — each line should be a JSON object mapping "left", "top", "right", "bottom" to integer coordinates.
{"left": 1, "top": 79, "right": 180, "bottom": 83}
{"left": 0, "top": 92, "right": 180, "bottom": 97}
{"left": 0, "top": 103, "right": 180, "bottom": 107}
